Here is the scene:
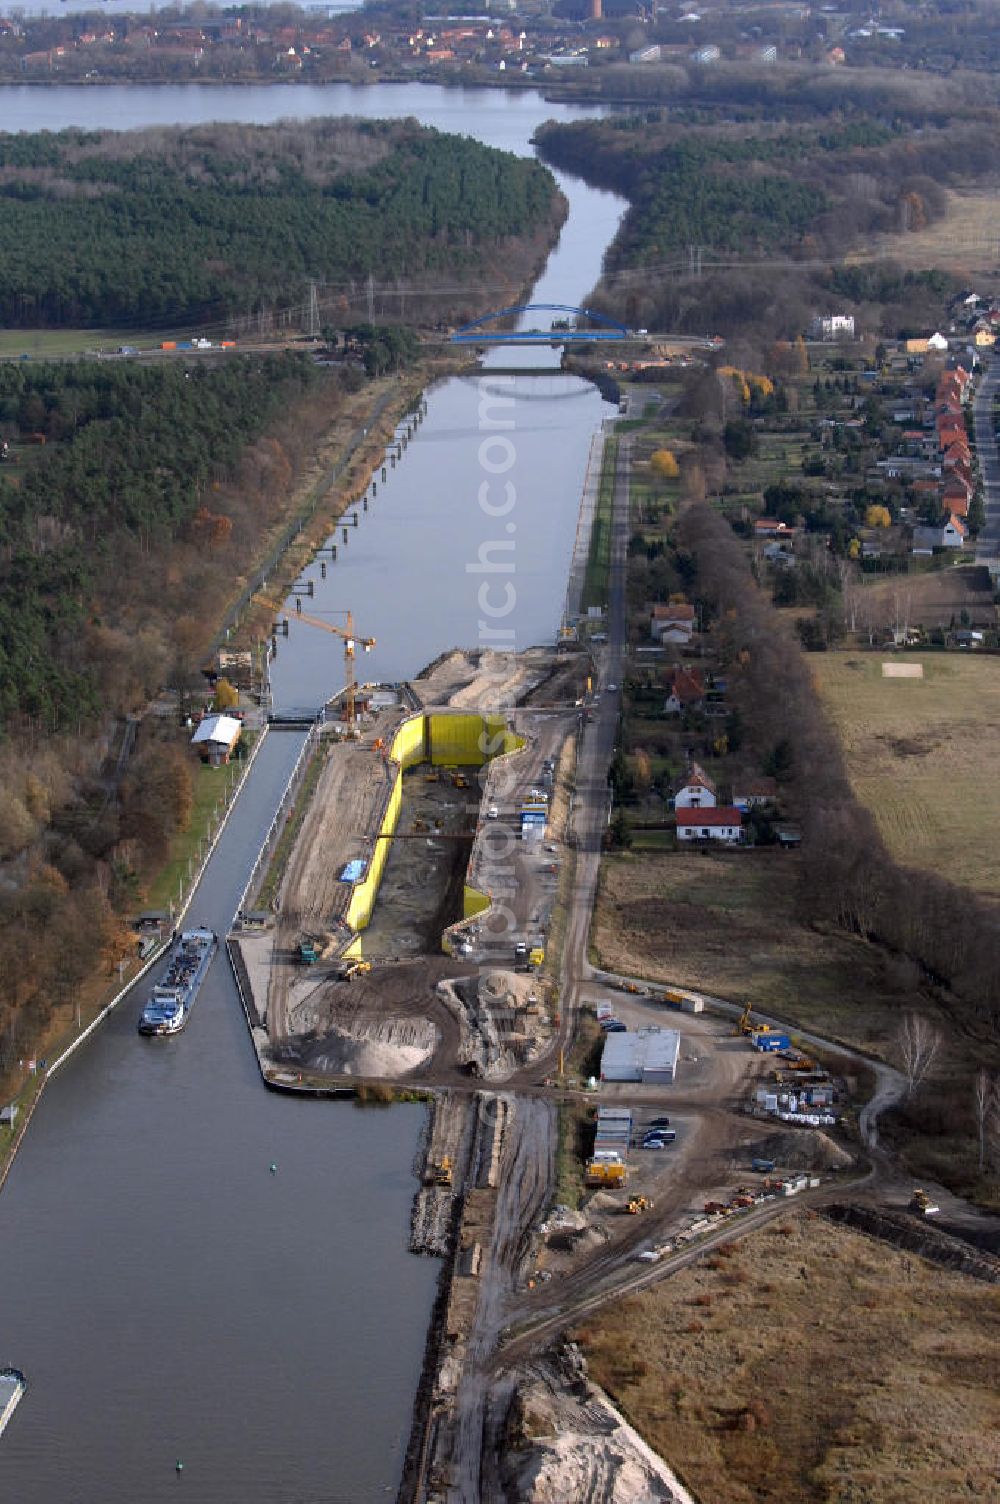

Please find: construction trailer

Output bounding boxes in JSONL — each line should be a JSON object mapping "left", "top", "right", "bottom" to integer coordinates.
{"left": 751, "top": 1031, "right": 791, "bottom": 1053}
{"left": 585, "top": 1160, "right": 627, "bottom": 1188}
{"left": 600, "top": 1029, "right": 681, "bottom": 1084}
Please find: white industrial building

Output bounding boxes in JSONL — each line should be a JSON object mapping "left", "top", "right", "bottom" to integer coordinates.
{"left": 600, "top": 1028, "right": 681, "bottom": 1084}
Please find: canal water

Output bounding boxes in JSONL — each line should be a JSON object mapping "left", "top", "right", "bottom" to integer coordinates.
{"left": 0, "top": 83, "right": 624, "bottom": 1501}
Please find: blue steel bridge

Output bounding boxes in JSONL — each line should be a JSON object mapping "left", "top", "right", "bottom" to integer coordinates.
{"left": 450, "top": 303, "right": 631, "bottom": 344}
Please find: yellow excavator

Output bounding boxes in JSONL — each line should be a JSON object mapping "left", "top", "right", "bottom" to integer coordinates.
{"left": 431, "top": 1155, "right": 453, "bottom": 1188}
{"left": 626, "top": 1196, "right": 653, "bottom": 1215}
{"left": 341, "top": 959, "right": 372, "bottom": 981}
{"left": 735, "top": 1001, "right": 781, "bottom": 1039}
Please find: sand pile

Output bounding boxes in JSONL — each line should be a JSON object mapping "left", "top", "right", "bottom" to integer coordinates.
{"left": 513, "top": 1435, "right": 684, "bottom": 1504}
{"left": 305, "top": 1016, "right": 438, "bottom": 1077}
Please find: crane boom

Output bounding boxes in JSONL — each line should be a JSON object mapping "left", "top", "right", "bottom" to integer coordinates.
{"left": 253, "top": 594, "right": 375, "bottom": 725}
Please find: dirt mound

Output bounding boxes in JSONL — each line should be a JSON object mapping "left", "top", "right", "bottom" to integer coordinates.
{"left": 751, "top": 1129, "right": 854, "bottom": 1171}
{"left": 302, "top": 1016, "right": 438, "bottom": 1077}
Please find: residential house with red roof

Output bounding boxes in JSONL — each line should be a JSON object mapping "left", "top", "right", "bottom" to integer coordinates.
{"left": 663, "top": 667, "right": 705, "bottom": 716}
{"left": 673, "top": 762, "right": 717, "bottom": 809}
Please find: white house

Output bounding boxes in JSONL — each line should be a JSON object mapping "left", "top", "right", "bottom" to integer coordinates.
{"left": 191, "top": 713, "right": 242, "bottom": 766}
{"left": 673, "top": 762, "right": 717, "bottom": 809}
{"left": 676, "top": 807, "right": 742, "bottom": 844}
{"left": 810, "top": 314, "right": 855, "bottom": 340}
{"left": 651, "top": 602, "right": 696, "bottom": 642}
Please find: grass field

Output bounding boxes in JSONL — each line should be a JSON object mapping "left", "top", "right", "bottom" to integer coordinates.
{"left": 812, "top": 652, "right": 1000, "bottom": 901}
{"left": 576, "top": 1211, "right": 1000, "bottom": 1504}
{"left": 858, "top": 187, "right": 1000, "bottom": 275}
{"left": 0, "top": 329, "right": 158, "bottom": 358}
{"left": 592, "top": 848, "right": 915, "bottom": 1053}
{"left": 860, "top": 565, "right": 996, "bottom": 630}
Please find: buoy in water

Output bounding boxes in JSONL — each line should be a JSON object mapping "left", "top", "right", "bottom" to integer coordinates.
{"left": 269, "top": 1163, "right": 277, "bottom": 1174}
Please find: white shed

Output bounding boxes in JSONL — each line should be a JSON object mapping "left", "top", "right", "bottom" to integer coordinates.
{"left": 191, "top": 713, "right": 242, "bottom": 766}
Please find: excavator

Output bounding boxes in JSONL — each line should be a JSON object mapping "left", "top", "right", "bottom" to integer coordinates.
{"left": 430, "top": 1155, "right": 453, "bottom": 1188}
{"left": 734, "top": 1000, "right": 781, "bottom": 1040}
{"left": 339, "top": 958, "right": 372, "bottom": 981}
{"left": 626, "top": 1196, "right": 652, "bottom": 1215}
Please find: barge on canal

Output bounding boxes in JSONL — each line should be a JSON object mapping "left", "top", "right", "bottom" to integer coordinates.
{"left": 137, "top": 927, "right": 217, "bottom": 1036}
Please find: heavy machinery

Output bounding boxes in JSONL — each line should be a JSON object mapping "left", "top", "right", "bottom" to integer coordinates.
{"left": 339, "top": 959, "right": 372, "bottom": 981}
{"left": 735, "top": 1001, "right": 781, "bottom": 1039}
{"left": 909, "top": 1188, "right": 940, "bottom": 1217}
{"left": 255, "top": 595, "right": 374, "bottom": 726}
{"left": 626, "top": 1196, "right": 652, "bottom": 1215}
{"left": 297, "top": 939, "right": 319, "bottom": 966}
{"left": 430, "top": 1156, "right": 453, "bottom": 1188}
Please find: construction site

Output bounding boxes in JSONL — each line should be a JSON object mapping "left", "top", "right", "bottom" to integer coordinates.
{"left": 222, "top": 444, "right": 1000, "bottom": 1502}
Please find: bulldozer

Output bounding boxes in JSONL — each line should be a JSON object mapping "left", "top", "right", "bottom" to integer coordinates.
{"left": 626, "top": 1196, "right": 652, "bottom": 1215}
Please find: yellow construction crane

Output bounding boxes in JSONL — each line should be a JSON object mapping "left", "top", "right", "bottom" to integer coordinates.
{"left": 255, "top": 595, "right": 375, "bottom": 725}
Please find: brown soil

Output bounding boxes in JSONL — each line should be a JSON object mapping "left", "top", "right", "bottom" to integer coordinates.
{"left": 575, "top": 1210, "right": 1000, "bottom": 1504}
{"left": 592, "top": 849, "right": 914, "bottom": 1053}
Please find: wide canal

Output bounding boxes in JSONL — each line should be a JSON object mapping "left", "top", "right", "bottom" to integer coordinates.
{"left": 0, "top": 81, "right": 624, "bottom": 1501}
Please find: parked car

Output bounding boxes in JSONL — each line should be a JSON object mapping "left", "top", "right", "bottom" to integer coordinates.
{"left": 486, "top": 805, "right": 499, "bottom": 820}
{"left": 648, "top": 1116, "right": 671, "bottom": 1128}
{"left": 642, "top": 1137, "right": 667, "bottom": 1150}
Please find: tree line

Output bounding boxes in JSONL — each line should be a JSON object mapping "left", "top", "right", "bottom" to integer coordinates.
{"left": 534, "top": 100, "right": 996, "bottom": 343}
{"left": 0, "top": 347, "right": 381, "bottom": 1080}
{"left": 675, "top": 500, "right": 1000, "bottom": 1052}
{"left": 0, "top": 120, "right": 559, "bottom": 328}
{"left": 0, "top": 355, "right": 322, "bottom": 732}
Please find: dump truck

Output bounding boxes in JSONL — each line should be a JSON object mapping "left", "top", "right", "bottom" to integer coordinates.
{"left": 529, "top": 946, "right": 545, "bottom": 968}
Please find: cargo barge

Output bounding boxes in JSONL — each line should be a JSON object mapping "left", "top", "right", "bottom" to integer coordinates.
{"left": 137, "top": 927, "right": 217, "bottom": 1036}
{"left": 0, "top": 1369, "right": 26, "bottom": 1439}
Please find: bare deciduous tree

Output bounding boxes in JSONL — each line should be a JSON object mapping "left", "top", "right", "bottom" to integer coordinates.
{"left": 974, "top": 1069, "right": 997, "bottom": 1176}
{"left": 897, "top": 1012, "right": 941, "bottom": 1098}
